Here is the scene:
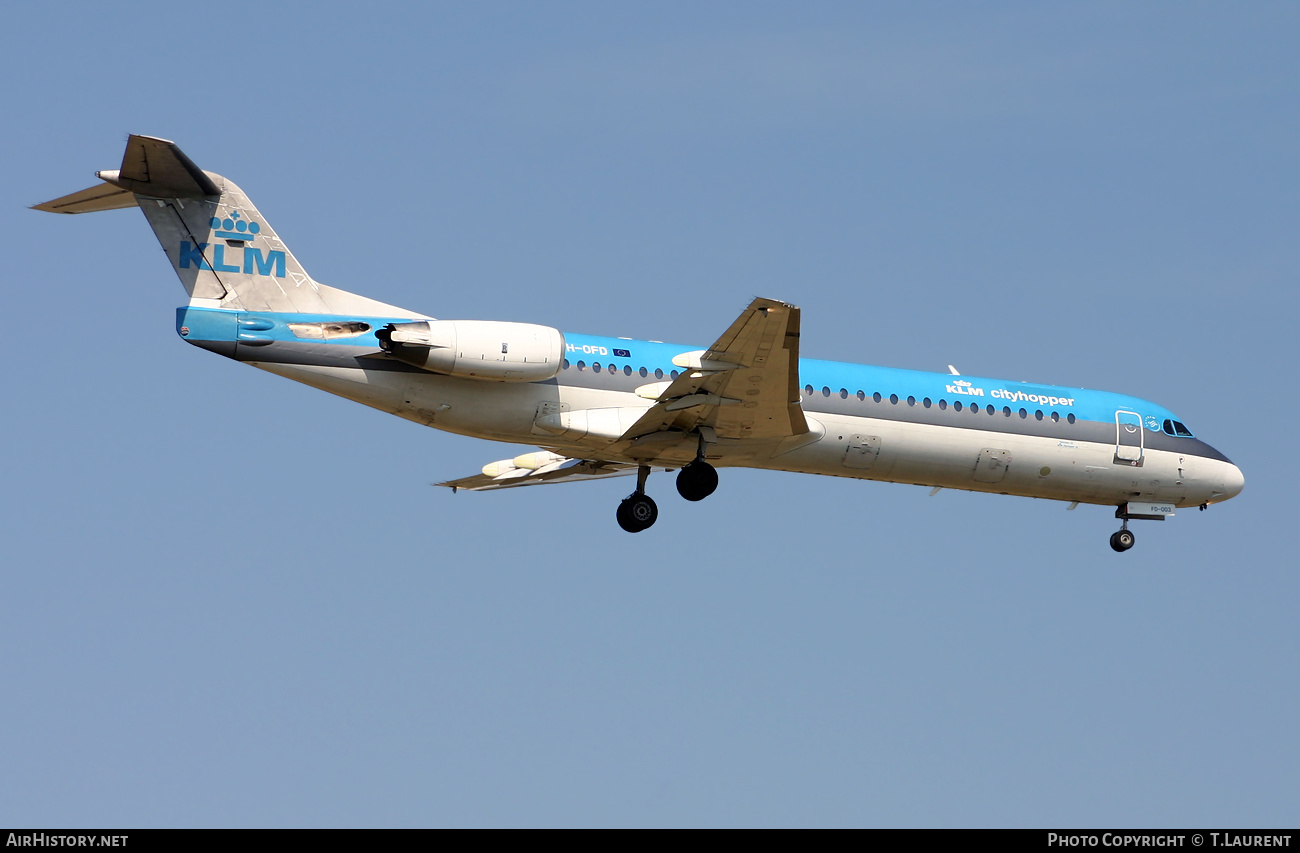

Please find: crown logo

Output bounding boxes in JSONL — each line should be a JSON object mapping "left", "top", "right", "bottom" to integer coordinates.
{"left": 209, "top": 209, "right": 262, "bottom": 240}
{"left": 953, "top": 379, "right": 972, "bottom": 387}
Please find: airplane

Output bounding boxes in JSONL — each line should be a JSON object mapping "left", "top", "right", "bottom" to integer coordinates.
{"left": 34, "top": 135, "right": 1244, "bottom": 552}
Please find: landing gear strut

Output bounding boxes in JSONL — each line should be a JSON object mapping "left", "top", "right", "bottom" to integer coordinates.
{"left": 616, "top": 465, "right": 658, "bottom": 533}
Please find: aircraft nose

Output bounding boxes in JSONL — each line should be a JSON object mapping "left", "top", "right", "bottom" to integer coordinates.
{"left": 1221, "top": 463, "right": 1245, "bottom": 500}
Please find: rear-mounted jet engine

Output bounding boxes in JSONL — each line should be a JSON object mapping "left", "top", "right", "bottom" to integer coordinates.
{"left": 376, "top": 320, "right": 565, "bottom": 382}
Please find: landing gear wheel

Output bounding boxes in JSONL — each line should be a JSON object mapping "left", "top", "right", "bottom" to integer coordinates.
{"left": 617, "top": 493, "right": 658, "bottom": 533}
{"left": 1109, "top": 529, "right": 1136, "bottom": 552}
{"left": 676, "top": 462, "right": 719, "bottom": 502}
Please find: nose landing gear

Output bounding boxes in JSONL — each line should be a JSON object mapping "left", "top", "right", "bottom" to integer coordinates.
{"left": 1109, "top": 527, "right": 1136, "bottom": 552}
{"left": 1109, "top": 501, "right": 1173, "bottom": 552}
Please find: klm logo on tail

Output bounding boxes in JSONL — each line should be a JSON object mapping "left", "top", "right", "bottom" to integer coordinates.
{"left": 211, "top": 210, "right": 259, "bottom": 239}
{"left": 178, "top": 210, "right": 286, "bottom": 278}
{"left": 179, "top": 242, "right": 286, "bottom": 277}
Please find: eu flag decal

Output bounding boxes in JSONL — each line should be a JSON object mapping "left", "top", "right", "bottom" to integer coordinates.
{"left": 613, "top": 348, "right": 631, "bottom": 358}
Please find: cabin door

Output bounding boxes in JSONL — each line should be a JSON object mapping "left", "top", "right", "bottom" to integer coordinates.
{"left": 1115, "top": 410, "right": 1144, "bottom": 463}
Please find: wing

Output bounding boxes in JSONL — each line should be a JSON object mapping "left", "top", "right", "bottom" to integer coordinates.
{"left": 617, "top": 297, "right": 806, "bottom": 445}
{"left": 438, "top": 452, "right": 668, "bottom": 492}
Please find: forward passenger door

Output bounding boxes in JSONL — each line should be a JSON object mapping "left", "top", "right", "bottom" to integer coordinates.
{"left": 1115, "top": 410, "right": 1144, "bottom": 464}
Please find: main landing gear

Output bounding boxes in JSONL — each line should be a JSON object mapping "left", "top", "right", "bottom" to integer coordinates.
{"left": 676, "top": 460, "right": 719, "bottom": 502}
{"left": 615, "top": 437, "right": 720, "bottom": 532}
{"left": 617, "top": 465, "right": 660, "bottom": 533}
{"left": 616, "top": 490, "right": 658, "bottom": 533}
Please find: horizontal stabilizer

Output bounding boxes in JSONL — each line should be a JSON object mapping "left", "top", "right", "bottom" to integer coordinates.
{"left": 107, "top": 134, "right": 220, "bottom": 198}
{"left": 31, "top": 182, "right": 136, "bottom": 214}
{"left": 33, "top": 135, "right": 219, "bottom": 214}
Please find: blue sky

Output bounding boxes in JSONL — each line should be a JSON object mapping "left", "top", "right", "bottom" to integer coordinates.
{"left": 3, "top": 1, "right": 1296, "bottom": 827}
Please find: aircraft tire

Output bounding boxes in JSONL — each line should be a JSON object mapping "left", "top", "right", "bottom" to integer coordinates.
{"left": 676, "top": 462, "right": 719, "bottom": 502}
{"left": 617, "top": 494, "right": 658, "bottom": 532}
{"left": 1110, "top": 530, "right": 1136, "bottom": 552}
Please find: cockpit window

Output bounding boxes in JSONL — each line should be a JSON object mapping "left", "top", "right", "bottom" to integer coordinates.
{"left": 1163, "top": 419, "right": 1195, "bottom": 437}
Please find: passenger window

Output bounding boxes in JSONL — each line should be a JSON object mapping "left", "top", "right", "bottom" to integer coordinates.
{"left": 840, "top": 388, "right": 849, "bottom": 399}
{"left": 908, "top": 396, "right": 916, "bottom": 407}
{"left": 805, "top": 384, "right": 814, "bottom": 397}
{"left": 610, "top": 364, "right": 617, "bottom": 374}
{"left": 1067, "top": 413, "right": 1076, "bottom": 424}
{"left": 1051, "top": 412, "right": 1059, "bottom": 422}
{"left": 822, "top": 386, "right": 831, "bottom": 397}
{"left": 938, "top": 400, "right": 947, "bottom": 410}
{"left": 923, "top": 397, "right": 932, "bottom": 408}
{"left": 954, "top": 401, "right": 963, "bottom": 411}
{"left": 856, "top": 390, "right": 866, "bottom": 401}
{"left": 639, "top": 367, "right": 648, "bottom": 377}
{"left": 577, "top": 360, "right": 586, "bottom": 371}
{"left": 1003, "top": 406, "right": 1011, "bottom": 416}
{"left": 986, "top": 405, "right": 994, "bottom": 415}
{"left": 873, "top": 392, "right": 882, "bottom": 403}
{"left": 1035, "top": 410, "right": 1043, "bottom": 420}
{"left": 624, "top": 365, "right": 633, "bottom": 376}
{"left": 671, "top": 370, "right": 679, "bottom": 379}
{"left": 1018, "top": 408, "right": 1027, "bottom": 418}
{"left": 889, "top": 394, "right": 898, "bottom": 404}
{"left": 592, "top": 362, "right": 601, "bottom": 372}
{"left": 562, "top": 359, "right": 570, "bottom": 370}
{"left": 655, "top": 368, "right": 664, "bottom": 379}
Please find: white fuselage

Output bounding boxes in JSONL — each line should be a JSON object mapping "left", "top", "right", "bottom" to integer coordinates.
{"left": 253, "top": 358, "right": 1240, "bottom": 510}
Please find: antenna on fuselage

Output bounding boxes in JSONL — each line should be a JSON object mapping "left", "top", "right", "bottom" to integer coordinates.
{"left": 947, "top": 365, "right": 960, "bottom": 375}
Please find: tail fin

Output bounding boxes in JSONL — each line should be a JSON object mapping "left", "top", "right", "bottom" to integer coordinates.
{"left": 34, "top": 135, "right": 412, "bottom": 316}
